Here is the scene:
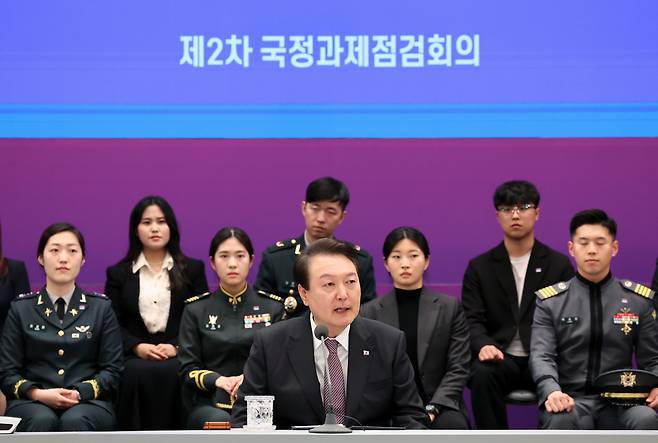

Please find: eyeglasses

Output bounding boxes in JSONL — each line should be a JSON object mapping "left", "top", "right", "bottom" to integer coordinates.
{"left": 496, "top": 203, "right": 536, "bottom": 214}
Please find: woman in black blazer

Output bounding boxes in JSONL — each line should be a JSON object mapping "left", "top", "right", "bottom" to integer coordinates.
{"left": 105, "top": 196, "right": 208, "bottom": 430}
{"left": 360, "top": 226, "right": 471, "bottom": 429}
{"left": 0, "top": 221, "right": 31, "bottom": 415}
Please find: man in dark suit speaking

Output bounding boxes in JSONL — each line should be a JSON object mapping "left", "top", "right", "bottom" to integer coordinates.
{"left": 231, "top": 238, "right": 427, "bottom": 429}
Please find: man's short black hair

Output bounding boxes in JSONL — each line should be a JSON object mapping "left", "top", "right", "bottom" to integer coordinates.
{"left": 305, "top": 177, "right": 350, "bottom": 209}
{"left": 294, "top": 238, "right": 359, "bottom": 290}
{"left": 569, "top": 209, "right": 617, "bottom": 239}
{"left": 493, "top": 180, "right": 540, "bottom": 208}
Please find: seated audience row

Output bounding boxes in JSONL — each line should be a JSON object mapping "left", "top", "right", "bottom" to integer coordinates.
{"left": 0, "top": 177, "right": 656, "bottom": 431}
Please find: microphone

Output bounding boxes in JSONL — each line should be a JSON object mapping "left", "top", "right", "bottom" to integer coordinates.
{"left": 314, "top": 324, "right": 329, "bottom": 340}
{"left": 310, "top": 324, "right": 351, "bottom": 434}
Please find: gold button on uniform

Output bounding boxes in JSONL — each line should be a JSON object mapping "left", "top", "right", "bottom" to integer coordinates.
{"left": 58, "top": 330, "right": 64, "bottom": 337}
{"left": 58, "top": 349, "right": 64, "bottom": 357}
{"left": 289, "top": 289, "right": 294, "bottom": 295}
{"left": 58, "top": 369, "right": 64, "bottom": 376}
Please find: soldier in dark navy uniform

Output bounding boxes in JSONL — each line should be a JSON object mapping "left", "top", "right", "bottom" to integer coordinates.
{"left": 531, "top": 210, "right": 658, "bottom": 429}
{"left": 254, "top": 177, "right": 376, "bottom": 318}
{"left": 178, "top": 227, "right": 282, "bottom": 428}
{"left": 0, "top": 223, "right": 123, "bottom": 431}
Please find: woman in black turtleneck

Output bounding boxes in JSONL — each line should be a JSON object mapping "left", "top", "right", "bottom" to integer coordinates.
{"left": 360, "top": 227, "right": 471, "bottom": 429}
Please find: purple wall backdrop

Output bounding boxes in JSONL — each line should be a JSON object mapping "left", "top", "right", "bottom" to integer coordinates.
{"left": 2, "top": 138, "right": 657, "bottom": 291}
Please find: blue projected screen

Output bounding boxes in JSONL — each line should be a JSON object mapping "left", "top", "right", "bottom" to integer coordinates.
{"left": 1, "top": 0, "right": 657, "bottom": 137}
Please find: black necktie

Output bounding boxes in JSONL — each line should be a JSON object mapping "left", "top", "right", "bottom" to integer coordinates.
{"left": 55, "top": 298, "right": 66, "bottom": 321}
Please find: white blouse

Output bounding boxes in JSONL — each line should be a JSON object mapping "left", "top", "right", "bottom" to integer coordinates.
{"left": 132, "top": 252, "right": 173, "bottom": 334}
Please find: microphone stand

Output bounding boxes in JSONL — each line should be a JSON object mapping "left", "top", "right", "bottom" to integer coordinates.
{"left": 310, "top": 327, "right": 352, "bottom": 434}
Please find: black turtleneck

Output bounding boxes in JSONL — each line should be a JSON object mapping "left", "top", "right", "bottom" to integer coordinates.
{"left": 576, "top": 272, "right": 612, "bottom": 393}
{"left": 394, "top": 287, "right": 427, "bottom": 404}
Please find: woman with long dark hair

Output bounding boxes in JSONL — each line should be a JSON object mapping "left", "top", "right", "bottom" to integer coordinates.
{"left": 0, "top": 223, "right": 123, "bottom": 431}
{"left": 105, "top": 196, "right": 208, "bottom": 430}
{"left": 178, "top": 227, "right": 281, "bottom": 428}
{"left": 361, "top": 226, "right": 471, "bottom": 429}
{"left": 0, "top": 220, "right": 31, "bottom": 416}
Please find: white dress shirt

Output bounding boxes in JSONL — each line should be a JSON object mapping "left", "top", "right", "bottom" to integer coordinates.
{"left": 133, "top": 252, "right": 173, "bottom": 334}
{"left": 310, "top": 314, "right": 349, "bottom": 402}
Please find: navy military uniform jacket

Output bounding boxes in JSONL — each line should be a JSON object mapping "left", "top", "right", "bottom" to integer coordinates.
{"left": 0, "top": 286, "right": 124, "bottom": 407}
{"left": 530, "top": 274, "right": 658, "bottom": 405}
{"left": 254, "top": 234, "right": 376, "bottom": 319}
{"left": 178, "top": 286, "right": 282, "bottom": 411}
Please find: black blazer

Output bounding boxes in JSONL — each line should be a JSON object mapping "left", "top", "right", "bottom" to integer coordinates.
{"left": 360, "top": 288, "right": 470, "bottom": 412}
{"left": 231, "top": 314, "right": 428, "bottom": 429}
{"left": 461, "top": 240, "right": 574, "bottom": 355}
{"left": 105, "top": 257, "right": 208, "bottom": 353}
{"left": 0, "top": 259, "right": 31, "bottom": 331}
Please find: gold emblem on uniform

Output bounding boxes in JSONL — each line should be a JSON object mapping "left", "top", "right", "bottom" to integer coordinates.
{"left": 70, "top": 308, "right": 78, "bottom": 316}
{"left": 620, "top": 372, "right": 636, "bottom": 387}
{"left": 284, "top": 296, "right": 298, "bottom": 313}
{"left": 613, "top": 307, "right": 639, "bottom": 336}
{"left": 44, "top": 308, "right": 52, "bottom": 317}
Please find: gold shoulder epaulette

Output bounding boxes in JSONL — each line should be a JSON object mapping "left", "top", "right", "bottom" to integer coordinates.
{"left": 535, "top": 281, "right": 569, "bottom": 300}
{"left": 185, "top": 292, "right": 211, "bottom": 304}
{"left": 257, "top": 290, "right": 283, "bottom": 303}
{"left": 621, "top": 280, "right": 655, "bottom": 300}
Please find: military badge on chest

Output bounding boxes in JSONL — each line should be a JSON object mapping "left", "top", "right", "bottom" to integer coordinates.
{"left": 613, "top": 306, "right": 639, "bottom": 335}
{"left": 244, "top": 313, "right": 271, "bottom": 329}
{"left": 72, "top": 325, "right": 92, "bottom": 339}
{"left": 205, "top": 314, "right": 221, "bottom": 331}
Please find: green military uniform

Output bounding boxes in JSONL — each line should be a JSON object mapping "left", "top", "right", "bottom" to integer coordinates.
{"left": 253, "top": 234, "right": 376, "bottom": 318}
{"left": 178, "top": 286, "right": 282, "bottom": 428}
{"left": 530, "top": 274, "right": 658, "bottom": 429}
{"left": 0, "top": 286, "right": 123, "bottom": 431}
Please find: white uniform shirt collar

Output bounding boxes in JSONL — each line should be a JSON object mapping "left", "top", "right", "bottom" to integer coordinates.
{"left": 132, "top": 251, "right": 174, "bottom": 274}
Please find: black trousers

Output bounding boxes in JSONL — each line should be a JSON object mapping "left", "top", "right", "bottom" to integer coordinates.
{"left": 429, "top": 408, "right": 470, "bottom": 429}
{"left": 468, "top": 354, "right": 534, "bottom": 429}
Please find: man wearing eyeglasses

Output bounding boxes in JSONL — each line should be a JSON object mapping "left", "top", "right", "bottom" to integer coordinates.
{"left": 462, "top": 180, "right": 575, "bottom": 429}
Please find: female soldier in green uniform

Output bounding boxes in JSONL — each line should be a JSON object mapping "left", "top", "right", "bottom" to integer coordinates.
{"left": 178, "top": 227, "right": 282, "bottom": 428}
{"left": 0, "top": 223, "right": 123, "bottom": 431}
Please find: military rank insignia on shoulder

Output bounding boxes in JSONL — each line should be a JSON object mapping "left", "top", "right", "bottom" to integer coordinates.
{"left": 621, "top": 280, "right": 655, "bottom": 300}
{"left": 257, "top": 290, "right": 283, "bottom": 303}
{"left": 17, "top": 291, "right": 38, "bottom": 300}
{"left": 85, "top": 291, "right": 108, "bottom": 299}
{"left": 185, "top": 292, "right": 211, "bottom": 304}
{"left": 267, "top": 238, "right": 298, "bottom": 253}
{"left": 536, "top": 281, "right": 569, "bottom": 300}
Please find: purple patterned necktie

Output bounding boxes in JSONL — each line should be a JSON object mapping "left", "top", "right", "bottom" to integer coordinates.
{"left": 322, "top": 338, "right": 346, "bottom": 423}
